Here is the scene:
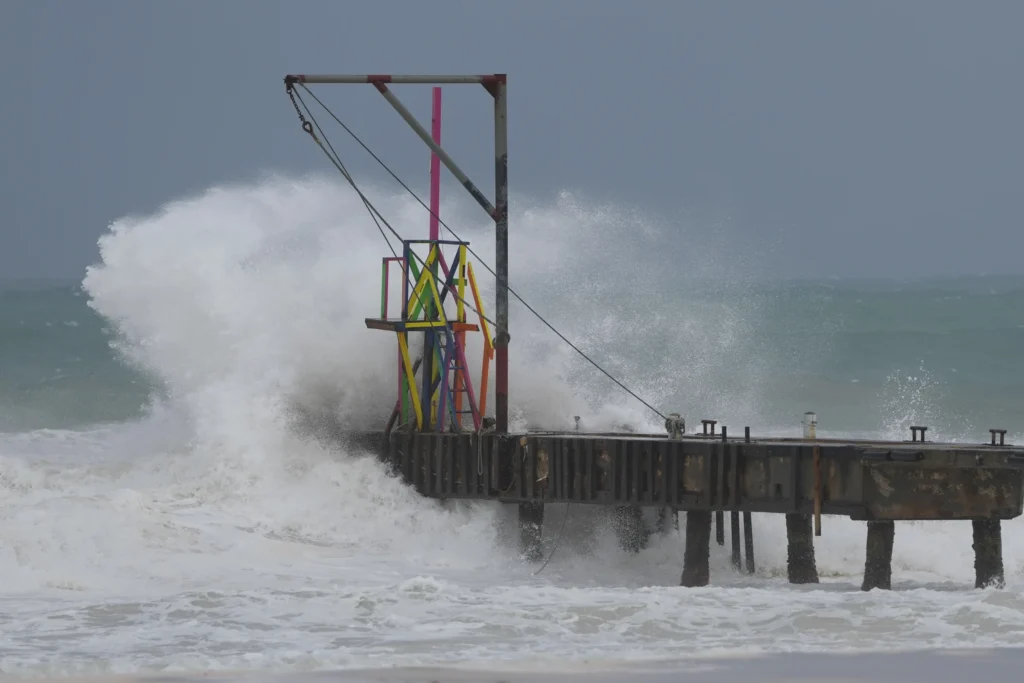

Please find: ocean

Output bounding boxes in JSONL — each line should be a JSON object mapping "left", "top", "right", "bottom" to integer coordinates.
{"left": 2, "top": 176, "right": 1024, "bottom": 676}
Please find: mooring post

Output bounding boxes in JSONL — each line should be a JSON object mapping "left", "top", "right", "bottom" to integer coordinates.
{"left": 802, "top": 412, "right": 817, "bottom": 439}
{"left": 681, "top": 511, "right": 712, "bottom": 587}
{"left": 972, "top": 519, "right": 1005, "bottom": 589}
{"left": 861, "top": 520, "right": 895, "bottom": 590}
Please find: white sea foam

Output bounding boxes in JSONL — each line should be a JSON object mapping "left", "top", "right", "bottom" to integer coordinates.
{"left": 1, "top": 175, "right": 1022, "bottom": 676}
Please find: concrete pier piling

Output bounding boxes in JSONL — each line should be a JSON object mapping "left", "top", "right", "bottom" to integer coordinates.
{"left": 786, "top": 513, "right": 819, "bottom": 584}
{"left": 782, "top": 413, "right": 821, "bottom": 584}
{"left": 972, "top": 519, "right": 1005, "bottom": 589}
{"left": 743, "top": 511, "right": 756, "bottom": 574}
{"left": 861, "top": 520, "right": 895, "bottom": 591}
{"left": 519, "top": 501, "right": 545, "bottom": 562}
{"left": 730, "top": 511, "right": 742, "bottom": 570}
{"left": 681, "top": 511, "right": 712, "bottom": 587}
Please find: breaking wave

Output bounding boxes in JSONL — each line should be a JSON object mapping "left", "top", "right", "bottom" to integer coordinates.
{"left": 1, "top": 174, "right": 1022, "bottom": 674}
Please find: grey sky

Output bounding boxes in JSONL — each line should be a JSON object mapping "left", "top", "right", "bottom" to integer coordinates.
{"left": 3, "top": 0, "right": 1022, "bottom": 280}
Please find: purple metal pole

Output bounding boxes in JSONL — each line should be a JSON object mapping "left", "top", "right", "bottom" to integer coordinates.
{"left": 430, "top": 87, "right": 441, "bottom": 242}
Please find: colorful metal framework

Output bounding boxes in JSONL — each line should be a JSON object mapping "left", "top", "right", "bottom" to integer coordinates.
{"left": 367, "top": 239, "right": 494, "bottom": 432}
{"left": 283, "top": 73, "right": 509, "bottom": 434}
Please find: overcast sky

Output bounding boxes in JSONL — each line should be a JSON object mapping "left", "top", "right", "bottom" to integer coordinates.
{"left": 3, "top": 0, "right": 1022, "bottom": 280}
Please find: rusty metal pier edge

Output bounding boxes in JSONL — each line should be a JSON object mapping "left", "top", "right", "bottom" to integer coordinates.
{"left": 342, "top": 427, "right": 1024, "bottom": 590}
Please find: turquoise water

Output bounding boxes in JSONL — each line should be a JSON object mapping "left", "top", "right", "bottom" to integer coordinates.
{"left": 719, "top": 279, "right": 1024, "bottom": 438}
{"left": 0, "top": 284, "right": 154, "bottom": 431}
{"left": 2, "top": 276, "right": 1024, "bottom": 440}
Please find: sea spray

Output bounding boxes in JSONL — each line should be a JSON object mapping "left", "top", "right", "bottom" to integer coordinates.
{"left": 0, "top": 175, "right": 1022, "bottom": 673}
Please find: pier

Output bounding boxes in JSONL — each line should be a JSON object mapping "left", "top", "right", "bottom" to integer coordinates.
{"left": 344, "top": 427, "right": 1024, "bottom": 590}
{"left": 283, "top": 72, "right": 1024, "bottom": 592}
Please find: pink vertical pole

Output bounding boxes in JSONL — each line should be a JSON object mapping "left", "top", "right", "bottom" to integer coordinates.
{"left": 430, "top": 87, "right": 455, "bottom": 421}
{"left": 430, "top": 87, "right": 442, "bottom": 240}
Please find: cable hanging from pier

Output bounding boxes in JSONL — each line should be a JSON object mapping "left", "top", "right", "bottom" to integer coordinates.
{"left": 287, "top": 82, "right": 668, "bottom": 423}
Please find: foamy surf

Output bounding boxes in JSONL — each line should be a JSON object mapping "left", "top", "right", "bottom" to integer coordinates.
{"left": 3, "top": 409, "right": 1024, "bottom": 675}
{"left": 2, "top": 176, "right": 1023, "bottom": 675}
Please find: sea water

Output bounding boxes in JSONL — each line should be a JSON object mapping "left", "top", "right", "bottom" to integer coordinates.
{"left": 2, "top": 176, "right": 1024, "bottom": 676}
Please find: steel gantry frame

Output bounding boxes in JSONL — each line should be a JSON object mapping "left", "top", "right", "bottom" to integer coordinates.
{"left": 283, "top": 73, "right": 511, "bottom": 434}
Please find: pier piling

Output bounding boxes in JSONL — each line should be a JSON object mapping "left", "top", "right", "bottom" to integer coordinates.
{"left": 681, "top": 511, "right": 712, "bottom": 587}
{"left": 742, "top": 428, "right": 756, "bottom": 575}
{"left": 785, "top": 513, "right": 819, "bottom": 584}
{"left": 972, "top": 519, "right": 1005, "bottom": 589}
{"left": 743, "top": 511, "right": 756, "bottom": 574}
{"left": 731, "top": 511, "right": 742, "bottom": 570}
{"left": 861, "top": 520, "right": 895, "bottom": 591}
